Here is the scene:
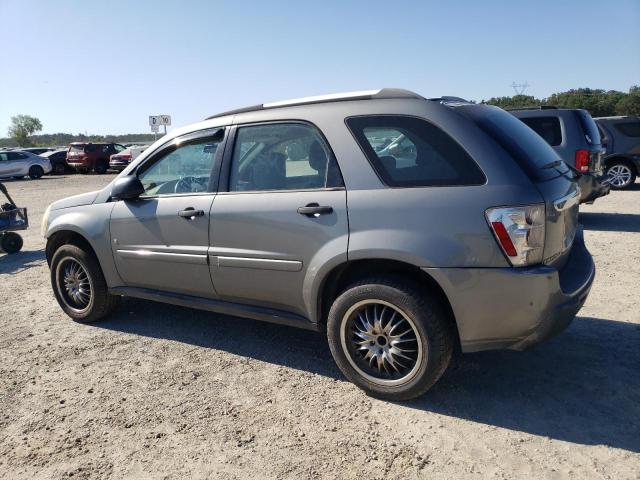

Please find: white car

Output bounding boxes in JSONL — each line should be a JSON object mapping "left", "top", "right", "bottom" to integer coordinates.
{"left": 0, "top": 150, "right": 52, "bottom": 179}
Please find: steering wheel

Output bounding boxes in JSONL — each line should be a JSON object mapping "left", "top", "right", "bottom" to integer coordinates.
{"left": 174, "top": 176, "right": 206, "bottom": 193}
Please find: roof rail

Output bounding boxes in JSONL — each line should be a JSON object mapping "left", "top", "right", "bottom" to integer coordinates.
{"left": 429, "top": 96, "right": 471, "bottom": 104}
{"left": 505, "top": 105, "right": 557, "bottom": 111}
{"left": 205, "top": 88, "right": 424, "bottom": 120}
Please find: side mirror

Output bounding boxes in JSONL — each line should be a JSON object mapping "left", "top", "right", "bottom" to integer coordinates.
{"left": 111, "top": 175, "right": 144, "bottom": 201}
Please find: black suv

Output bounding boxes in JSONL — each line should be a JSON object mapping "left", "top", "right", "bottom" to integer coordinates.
{"left": 595, "top": 116, "right": 640, "bottom": 189}
{"left": 510, "top": 107, "right": 610, "bottom": 203}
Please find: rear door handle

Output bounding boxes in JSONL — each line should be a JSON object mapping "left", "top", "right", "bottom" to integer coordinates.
{"left": 178, "top": 208, "right": 205, "bottom": 219}
{"left": 297, "top": 203, "right": 333, "bottom": 217}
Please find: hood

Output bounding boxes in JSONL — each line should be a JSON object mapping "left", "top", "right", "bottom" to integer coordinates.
{"left": 50, "top": 190, "right": 99, "bottom": 210}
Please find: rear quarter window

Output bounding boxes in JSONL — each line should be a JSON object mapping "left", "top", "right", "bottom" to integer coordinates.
{"left": 345, "top": 115, "right": 485, "bottom": 187}
{"left": 614, "top": 121, "right": 640, "bottom": 137}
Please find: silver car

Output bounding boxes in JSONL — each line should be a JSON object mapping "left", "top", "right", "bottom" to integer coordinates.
{"left": 0, "top": 150, "right": 52, "bottom": 179}
{"left": 43, "top": 89, "right": 594, "bottom": 400}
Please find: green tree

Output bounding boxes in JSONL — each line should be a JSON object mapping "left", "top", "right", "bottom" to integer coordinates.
{"left": 483, "top": 94, "right": 542, "bottom": 109}
{"left": 615, "top": 86, "right": 640, "bottom": 116}
{"left": 8, "top": 114, "right": 43, "bottom": 147}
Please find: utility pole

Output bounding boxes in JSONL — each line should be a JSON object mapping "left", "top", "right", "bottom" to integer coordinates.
{"left": 511, "top": 81, "right": 530, "bottom": 96}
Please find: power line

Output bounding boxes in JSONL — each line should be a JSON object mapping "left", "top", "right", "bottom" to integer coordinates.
{"left": 511, "top": 81, "right": 530, "bottom": 95}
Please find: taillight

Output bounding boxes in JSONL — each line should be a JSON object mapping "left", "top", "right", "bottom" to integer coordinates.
{"left": 575, "top": 149, "right": 590, "bottom": 173}
{"left": 486, "top": 204, "right": 545, "bottom": 267}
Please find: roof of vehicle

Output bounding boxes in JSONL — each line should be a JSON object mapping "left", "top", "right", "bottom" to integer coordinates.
{"left": 69, "top": 142, "right": 119, "bottom": 145}
{"left": 205, "top": 88, "right": 425, "bottom": 120}
{"left": 506, "top": 106, "right": 558, "bottom": 111}
{"left": 594, "top": 115, "right": 640, "bottom": 121}
{"left": 41, "top": 149, "right": 67, "bottom": 156}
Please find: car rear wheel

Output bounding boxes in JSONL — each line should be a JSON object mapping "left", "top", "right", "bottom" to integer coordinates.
{"left": 94, "top": 161, "right": 108, "bottom": 174}
{"left": 606, "top": 160, "right": 636, "bottom": 190}
{"left": 28, "top": 165, "right": 44, "bottom": 179}
{"left": 0, "top": 232, "right": 23, "bottom": 254}
{"left": 327, "top": 277, "right": 454, "bottom": 400}
{"left": 50, "top": 244, "right": 120, "bottom": 322}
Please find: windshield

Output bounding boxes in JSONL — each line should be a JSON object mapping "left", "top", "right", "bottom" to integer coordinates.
{"left": 456, "top": 104, "right": 569, "bottom": 182}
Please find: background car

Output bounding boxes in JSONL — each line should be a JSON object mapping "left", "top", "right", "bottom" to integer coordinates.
{"left": 509, "top": 106, "right": 609, "bottom": 203}
{"left": 20, "top": 147, "right": 55, "bottom": 156}
{"left": 66, "top": 142, "right": 126, "bottom": 174}
{"left": 40, "top": 148, "right": 70, "bottom": 175}
{"left": 0, "top": 150, "right": 51, "bottom": 179}
{"left": 595, "top": 115, "right": 640, "bottom": 189}
{"left": 109, "top": 145, "right": 147, "bottom": 172}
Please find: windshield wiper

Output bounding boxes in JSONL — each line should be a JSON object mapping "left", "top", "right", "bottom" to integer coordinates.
{"left": 541, "top": 160, "right": 563, "bottom": 169}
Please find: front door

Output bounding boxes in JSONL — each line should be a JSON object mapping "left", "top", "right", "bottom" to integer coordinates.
{"left": 209, "top": 122, "right": 348, "bottom": 318}
{"left": 110, "top": 129, "right": 224, "bottom": 298}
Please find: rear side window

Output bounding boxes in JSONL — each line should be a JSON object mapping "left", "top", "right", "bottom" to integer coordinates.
{"left": 458, "top": 105, "right": 567, "bottom": 182}
{"left": 614, "top": 122, "right": 640, "bottom": 137}
{"left": 346, "top": 116, "right": 485, "bottom": 187}
{"left": 520, "top": 117, "right": 562, "bottom": 146}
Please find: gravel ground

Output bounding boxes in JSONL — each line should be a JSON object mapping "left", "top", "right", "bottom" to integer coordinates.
{"left": 0, "top": 174, "right": 639, "bottom": 479}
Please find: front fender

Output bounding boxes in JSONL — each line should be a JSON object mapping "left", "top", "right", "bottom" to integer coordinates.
{"left": 46, "top": 203, "right": 122, "bottom": 287}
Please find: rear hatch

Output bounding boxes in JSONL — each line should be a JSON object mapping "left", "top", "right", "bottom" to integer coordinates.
{"left": 67, "top": 144, "right": 86, "bottom": 162}
{"left": 456, "top": 105, "right": 580, "bottom": 270}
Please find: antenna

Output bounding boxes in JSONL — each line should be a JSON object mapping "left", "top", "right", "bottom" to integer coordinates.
{"left": 511, "top": 81, "right": 530, "bottom": 95}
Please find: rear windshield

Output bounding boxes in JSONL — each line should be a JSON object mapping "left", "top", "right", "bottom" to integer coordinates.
{"left": 614, "top": 121, "right": 640, "bottom": 137}
{"left": 520, "top": 117, "right": 562, "bottom": 146}
{"left": 456, "top": 105, "right": 568, "bottom": 182}
{"left": 69, "top": 145, "right": 85, "bottom": 153}
{"left": 574, "top": 110, "right": 601, "bottom": 145}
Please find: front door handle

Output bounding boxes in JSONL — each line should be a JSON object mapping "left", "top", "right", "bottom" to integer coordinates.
{"left": 297, "top": 203, "right": 333, "bottom": 217}
{"left": 178, "top": 208, "right": 205, "bottom": 219}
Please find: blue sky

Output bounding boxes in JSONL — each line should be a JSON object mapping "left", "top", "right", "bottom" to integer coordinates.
{"left": 1, "top": 0, "right": 638, "bottom": 136}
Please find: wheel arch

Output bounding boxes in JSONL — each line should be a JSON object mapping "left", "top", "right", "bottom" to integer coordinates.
{"left": 316, "top": 258, "right": 460, "bottom": 349}
{"left": 46, "top": 229, "right": 98, "bottom": 266}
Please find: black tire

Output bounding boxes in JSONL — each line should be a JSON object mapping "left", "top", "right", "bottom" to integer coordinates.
{"left": 94, "top": 160, "right": 107, "bottom": 174}
{"left": 50, "top": 244, "right": 120, "bottom": 322}
{"left": 53, "top": 162, "right": 66, "bottom": 175}
{"left": 327, "top": 276, "right": 454, "bottom": 401}
{"left": 0, "top": 232, "right": 23, "bottom": 254}
{"left": 606, "top": 160, "right": 636, "bottom": 190}
{"left": 29, "top": 165, "right": 44, "bottom": 179}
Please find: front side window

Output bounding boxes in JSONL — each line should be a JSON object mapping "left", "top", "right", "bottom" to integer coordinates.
{"left": 138, "top": 136, "right": 221, "bottom": 196}
{"left": 520, "top": 117, "right": 562, "bottom": 146}
{"left": 8, "top": 152, "right": 28, "bottom": 160}
{"left": 346, "top": 115, "right": 485, "bottom": 187}
{"left": 228, "top": 123, "right": 342, "bottom": 192}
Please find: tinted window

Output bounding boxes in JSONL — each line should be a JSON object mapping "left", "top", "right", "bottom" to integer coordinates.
{"left": 346, "top": 115, "right": 485, "bottom": 187}
{"left": 520, "top": 117, "right": 562, "bottom": 146}
{"left": 458, "top": 105, "right": 568, "bottom": 182}
{"left": 8, "top": 152, "right": 28, "bottom": 160}
{"left": 614, "top": 121, "right": 640, "bottom": 137}
{"left": 574, "top": 110, "right": 601, "bottom": 145}
{"left": 85, "top": 145, "right": 97, "bottom": 153}
{"left": 138, "top": 136, "right": 221, "bottom": 196}
{"left": 229, "top": 123, "right": 342, "bottom": 192}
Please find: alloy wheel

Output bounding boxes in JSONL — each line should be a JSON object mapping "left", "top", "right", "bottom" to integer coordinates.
{"left": 608, "top": 164, "right": 632, "bottom": 188}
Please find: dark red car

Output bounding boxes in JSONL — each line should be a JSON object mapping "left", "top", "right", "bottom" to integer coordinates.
{"left": 66, "top": 142, "right": 125, "bottom": 174}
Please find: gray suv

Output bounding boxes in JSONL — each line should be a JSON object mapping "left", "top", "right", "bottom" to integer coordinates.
{"left": 595, "top": 116, "right": 640, "bottom": 189}
{"left": 43, "top": 89, "right": 594, "bottom": 400}
{"left": 509, "top": 107, "right": 610, "bottom": 203}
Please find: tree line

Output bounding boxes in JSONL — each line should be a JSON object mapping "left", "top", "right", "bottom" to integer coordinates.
{"left": 483, "top": 86, "right": 640, "bottom": 117}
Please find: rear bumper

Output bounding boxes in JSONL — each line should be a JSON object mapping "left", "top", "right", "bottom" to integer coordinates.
{"left": 424, "top": 227, "right": 595, "bottom": 353}
{"left": 578, "top": 172, "right": 611, "bottom": 203}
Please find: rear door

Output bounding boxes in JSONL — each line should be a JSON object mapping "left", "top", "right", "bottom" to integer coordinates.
{"left": 208, "top": 121, "right": 348, "bottom": 317}
{"left": 109, "top": 128, "right": 225, "bottom": 298}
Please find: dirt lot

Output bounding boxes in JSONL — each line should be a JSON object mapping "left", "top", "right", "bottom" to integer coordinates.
{"left": 0, "top": 174, "right": 639, "bottom": 479}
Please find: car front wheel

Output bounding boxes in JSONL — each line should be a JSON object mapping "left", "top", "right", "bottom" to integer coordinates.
{"left": 327, "top": 277, "right": 454, "bottom": 400}
{"left": 29, "top": 165, "right": 44, "bottom": 179}
{"left": 606, "top": 160, "right": 636, "bottom": 190}
{"left": 50, "top": 244, "right": 120, "bottom": 322}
